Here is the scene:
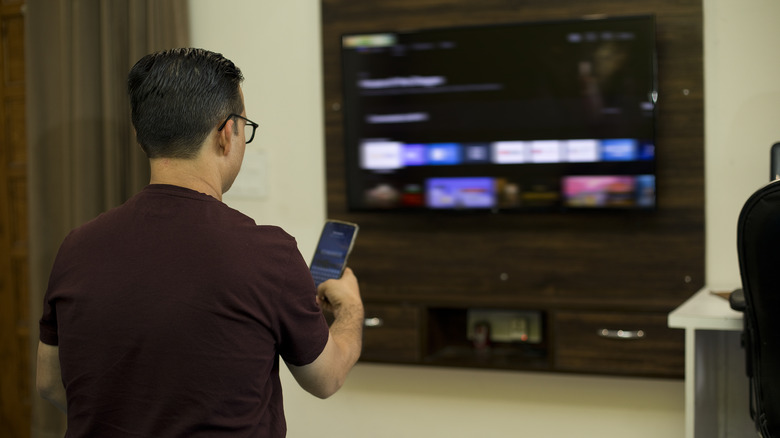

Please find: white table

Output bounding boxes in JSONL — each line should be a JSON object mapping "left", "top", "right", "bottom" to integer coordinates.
{"left": 668, "top": 287, "right": 755, "bottom": 438}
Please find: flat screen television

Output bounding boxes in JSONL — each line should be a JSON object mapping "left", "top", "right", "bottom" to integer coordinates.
{"left": 340, "top": 15, "right": 657, "bottom": 212}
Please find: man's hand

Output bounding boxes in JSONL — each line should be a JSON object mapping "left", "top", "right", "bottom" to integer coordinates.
{"left": 316, "top": 267, "right": 361, "bottom": 316}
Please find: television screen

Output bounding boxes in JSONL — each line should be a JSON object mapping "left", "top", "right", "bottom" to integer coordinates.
{"left": 340, "top": 15, "right": 657, "bottom": 212}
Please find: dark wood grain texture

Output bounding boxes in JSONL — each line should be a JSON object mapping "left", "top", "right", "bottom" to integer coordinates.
{"left": 322, "top": 0, "right": 703, "bottom": 378}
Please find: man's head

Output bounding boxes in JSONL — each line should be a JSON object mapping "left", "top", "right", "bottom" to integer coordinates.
{"left": 128, "top": 48, "right": 244, "bottom": 159}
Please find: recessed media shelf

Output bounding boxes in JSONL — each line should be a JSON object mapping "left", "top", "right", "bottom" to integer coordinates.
{"left": 425, "top": 308, "right": 549, "bottom": 371}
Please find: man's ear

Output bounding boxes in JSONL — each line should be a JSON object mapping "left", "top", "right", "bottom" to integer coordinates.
{"left": 217, "top": 119, "right": 234, "bottom": 156}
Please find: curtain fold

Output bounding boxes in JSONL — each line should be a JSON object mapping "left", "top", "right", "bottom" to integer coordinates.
{"left": 25, "top": 1, "right": 189, "bottom": 436}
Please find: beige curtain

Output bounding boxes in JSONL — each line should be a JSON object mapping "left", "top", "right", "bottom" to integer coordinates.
{"left": 25, "top": 1, "right": 189, "bottom": 436}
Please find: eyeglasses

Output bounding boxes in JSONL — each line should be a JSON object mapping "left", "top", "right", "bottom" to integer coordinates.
{"left": 217, "top": 113, "right": 259, "bottom": 144}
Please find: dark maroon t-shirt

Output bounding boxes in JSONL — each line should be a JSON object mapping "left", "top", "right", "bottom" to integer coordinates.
{"left": 39, "top": 184, "right": 329, "bottom": 437}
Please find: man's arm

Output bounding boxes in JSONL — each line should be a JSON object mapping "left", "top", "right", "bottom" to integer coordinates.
{"left": 287, "top": 267, "right": 364, "bottom": 399}
{"left": 36, "top": 341, "right": 67, "bottom": 413}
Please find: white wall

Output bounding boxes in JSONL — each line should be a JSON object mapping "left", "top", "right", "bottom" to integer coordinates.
{"left": 189, "top": 0, "right": 780, "bottom": 436}
{"left": 704, "top": 0, "right": 780, "bottom": 287}
{"left": 190, "top": 1, "right": 329, "bottom": 249}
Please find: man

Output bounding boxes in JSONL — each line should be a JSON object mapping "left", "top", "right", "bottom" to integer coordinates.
{"left": 36, "top": 48, "right": 364, "bottom": 437}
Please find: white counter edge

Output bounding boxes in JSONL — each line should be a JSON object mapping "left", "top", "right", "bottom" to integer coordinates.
{"left": 668, "top": 286, "right": 743, "bottom": 331}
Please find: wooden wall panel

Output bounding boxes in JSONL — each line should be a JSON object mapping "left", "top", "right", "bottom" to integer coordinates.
{"left": 0, "top": 2, "right": 29, "bottom": 435}
{"left": 321, "top": 0, "right": 704, "bottom": 314}
{"left": 1, "top": 13, "right": 23, "bottom": 84}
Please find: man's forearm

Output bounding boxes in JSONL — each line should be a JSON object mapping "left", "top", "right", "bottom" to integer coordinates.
{"left": 36, "top": 341, "right": 67, "bottom": 414}
{"left": 330, "top": 300, "right": 364, "bottom": 368}
{"left": 287, "top": 301, "right": 364, "bottom": 399}
{"left": 41, "top": 385, "right": 67, "bottom": 414}
{"left": 291, "top": 267, "right": 364, "bottom": 398}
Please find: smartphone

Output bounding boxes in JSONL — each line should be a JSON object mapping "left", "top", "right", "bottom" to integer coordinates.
{"left": 310, "top": 220, "right": 359, "bottom": 287}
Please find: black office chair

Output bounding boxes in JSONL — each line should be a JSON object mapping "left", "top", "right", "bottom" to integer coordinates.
{"left": 730, "top": 177, "right": 780, "bottom": 438}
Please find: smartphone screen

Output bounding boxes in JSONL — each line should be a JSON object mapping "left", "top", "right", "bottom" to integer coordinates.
{"left": 310, "top": 220, "right": 359, "bottom": 287}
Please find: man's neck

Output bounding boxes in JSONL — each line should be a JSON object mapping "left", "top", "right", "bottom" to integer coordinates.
{"left": 149, "top": 157, "right": 223, "bottom": 201}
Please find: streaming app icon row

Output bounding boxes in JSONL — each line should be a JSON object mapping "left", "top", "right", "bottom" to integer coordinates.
{"left": 360, "top": 139, "right": 654, "bottom": 170}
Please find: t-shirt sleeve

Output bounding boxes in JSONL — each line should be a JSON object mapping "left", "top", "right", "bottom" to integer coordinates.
{"left": 274, "top": 245, "right": 330, "bottom": 366}
{"left": 39, "top": 298, "right": 59, "bottom": 346}
{"left": 39, "top": 238, "right": 70, "bottom": 346}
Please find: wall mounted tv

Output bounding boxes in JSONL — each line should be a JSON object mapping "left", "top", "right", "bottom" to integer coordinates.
{"left": 340, "top": 15, "right": 657, "bottom": 212}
